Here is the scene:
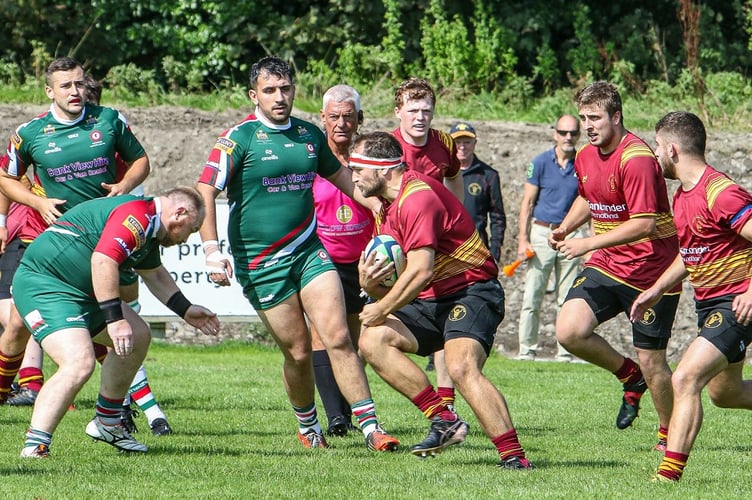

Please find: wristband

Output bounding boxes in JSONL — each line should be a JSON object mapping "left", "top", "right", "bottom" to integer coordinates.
{"left": 0, "top": 214, "right": 6, "bottom": 228}
{"left": 99, "top": 298, "right": 124, "bottom": 324}
{"left": 166, "top": 291, "right": 192, "bottom": 318}
{"left": 202, "top": 240, "right": 219, "bottom": 251}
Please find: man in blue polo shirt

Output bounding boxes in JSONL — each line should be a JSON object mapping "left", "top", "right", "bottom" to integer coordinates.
{"left": 516, "top": 115, "right": 584, "bottom": 361}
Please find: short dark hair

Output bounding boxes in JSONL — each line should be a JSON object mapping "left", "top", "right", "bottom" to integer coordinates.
{"left": 45, "top": 57, "right": 84, "bottom": 86}
{"left": 655, "top": 111, "right": 706, "bottom": 158}
{"left": 351, "top": 131, "right": 405, "bottom": 167}
{"left": 249, "top": 57, "right": 294, "bottom": 89}
{"left": 83, "top": 74, "right": 103, "bottom": 105}
{"left": 574, "top": 81, "right": 623, "bottom": 120}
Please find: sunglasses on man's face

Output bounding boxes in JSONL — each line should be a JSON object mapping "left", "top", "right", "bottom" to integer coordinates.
{"left": 556, "top": 129, "right": 580, "bottom": 137}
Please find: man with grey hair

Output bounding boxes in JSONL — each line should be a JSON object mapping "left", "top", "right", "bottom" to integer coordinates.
{"left": 310, "top": 84, "right": 374, "bottom": 436}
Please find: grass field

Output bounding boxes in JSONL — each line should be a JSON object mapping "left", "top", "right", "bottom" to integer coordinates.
{"left": 1, "top": 341, "right": 749, "bottom": 499}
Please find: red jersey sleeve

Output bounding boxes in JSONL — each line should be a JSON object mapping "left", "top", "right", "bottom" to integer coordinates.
{"left": 94, "top": 199, "right": 155, "bottom": 263}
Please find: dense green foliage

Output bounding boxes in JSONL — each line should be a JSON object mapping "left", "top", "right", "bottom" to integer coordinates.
{"left": 1, "top": 1, "right": 751, "bottom": 94}
{"left": 1, "top": 342, "right": 751, "bottom": 498}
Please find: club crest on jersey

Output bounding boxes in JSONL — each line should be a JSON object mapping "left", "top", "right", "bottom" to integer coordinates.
{"left": 255, "top": 130, "right": 268, "bottom": 141}
{"left": 608, "top": 174, "right": 617, "bottom": 192}
{"left": 336, "top": 205, "right": 353, "bottom": 223}
{"left": 43, "top": 124, "right": 56, "bottom": 135}
{"left": 448, "top": 305, "right": 467, "bottom": 321}
{"left": 704, "top": 312, "right": 723, "bottom": 329}
{"left": 89, "top": 130, "right": 104, "bottom": 146}
{"left": 296, "top": 125, "right": 309, "bottom": 137}
{"left": 122, "top": 215, "right": 146, "bottom": 247}
{"left": 214, "top": 137, "right": 236, "bottom": 154}
{"left": 468, "top": 182, "right": 482, "bottom": 196}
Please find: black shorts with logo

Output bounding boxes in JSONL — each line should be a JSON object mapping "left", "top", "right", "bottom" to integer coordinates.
{"left": 393, "top": 279, "right": 505, "bottom": 357}
{"left": 696, "top": 295, "right": 752, "bottom": 364}
{"left": 565, "top": 267, "right": 679, "bottom": 350}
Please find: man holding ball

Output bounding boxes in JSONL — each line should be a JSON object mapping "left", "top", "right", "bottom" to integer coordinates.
{"left": 353, "top": 131, "right": 532, "bottom": 469}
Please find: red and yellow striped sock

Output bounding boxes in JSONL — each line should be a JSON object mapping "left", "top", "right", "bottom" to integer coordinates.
{"left": 18, "top": 367, "right": 44, "bottom": 392}
{"left": 437, "top": 386, "right": 455, "bottom": 407}
{"left": 657, "top": 425, "right": 668, "bottom": 442}
{"left": 0, "top": 349, "right": 24, "bottom": 402}
{"left": 411, "top": 385, "right": 454, "bottom": 421}
{"left": 613, "top": 357, "right": 642, "bottom": 386}
{"left": 656, "top": 450, "right": 688, "bottom": 481}
{"left": 492, "top": 428, "right": 527, "bottom": 461}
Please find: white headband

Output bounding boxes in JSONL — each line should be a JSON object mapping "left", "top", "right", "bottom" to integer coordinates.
{"left": 349, "top": 152, "right": 403, "bottom": 170}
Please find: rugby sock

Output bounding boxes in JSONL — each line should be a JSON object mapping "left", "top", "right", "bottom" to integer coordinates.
{"left": 352, "top": 398, "right": 382, "bottom": 435}
{"left": 657, "top": 425, "right": 668, "bottom": 443}
{"left": 24, "top": 427, "right": 52, "bottom": 449}
{"left": 18, "top": 367, "right": 44, "bottom": 392}
{"left": 96, "top": 393, "right": 125, "bottom": 427}
{"left": 129, "top": 365, "right": 167, "bottom": 425}
{"left": 92, "top": 342, "right": 109, "bottom": 363}
{"left": 493, "top": 429, "right": 528, "bottom": 462}
{"left": 437, "top": 386, "right": 456, "bottom": 407}
{"left": 0, "top": 349, "right": 24, "bottom": 402}
{"left": 613, "top": 357, "right": 642, "bottom": 386}
{"left": 411, "top": 385, "right": 456, "bottom": 421}
{"left": 293, "top": 402, "right": 322, "bottom": 434}
{"left": 313, "top": 349, "right": 350, "bottom": 421}
{"left": 656, "top": 450, "right": 688, "bottom": 481}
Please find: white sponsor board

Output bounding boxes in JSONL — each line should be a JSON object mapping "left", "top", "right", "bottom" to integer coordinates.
{"left": 138, "top": 200, "right": 257, "bottom": 319}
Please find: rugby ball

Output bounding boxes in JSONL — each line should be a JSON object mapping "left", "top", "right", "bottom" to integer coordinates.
{"left": 364, "top": 234, "right": 406, "bottom": 287}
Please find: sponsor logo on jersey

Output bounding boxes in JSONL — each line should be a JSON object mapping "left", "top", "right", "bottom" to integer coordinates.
{"left": 572, "top": 276, "right": 586, "bottom": 288}
{"left": 10, "top": 132, "right": 22, "bottom": 148}
{"left": 448, "top": 305, "right": 467, "bottom": 321}
{"left": 115, "top": 237, "right": 133, "bottom": 256}
{"left": 255, "top": 130, "right": 269, "bottom": 141}
{"left": 317, "top": 249, "right": 330, "bottom": 262}
{"left": 43, "top": 124, "right": 56, "bottom": 135}
{"left": 122, "top": 215, "right": 146, "bottom": 247}
{"left": 468, "top": 182, "right": 482, "bottom": 196}
{"left": 261, "top": 148, "right": 279, "bottom": 161}
{"left": 215, "top": 137, "right": 236, "bottom": 154}
{"left": 306, "top": 143, "right": 317, "bottom": 158}
{"left": 44, "top": 142, "right": 62, "bottom": 155}
{"left": 67, "top": 133, "right": 79, "bottom": 139}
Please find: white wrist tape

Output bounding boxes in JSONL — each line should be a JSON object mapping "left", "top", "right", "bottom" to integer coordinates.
{"left": 205, "top": 250, "right": 230, "bottom": 276}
